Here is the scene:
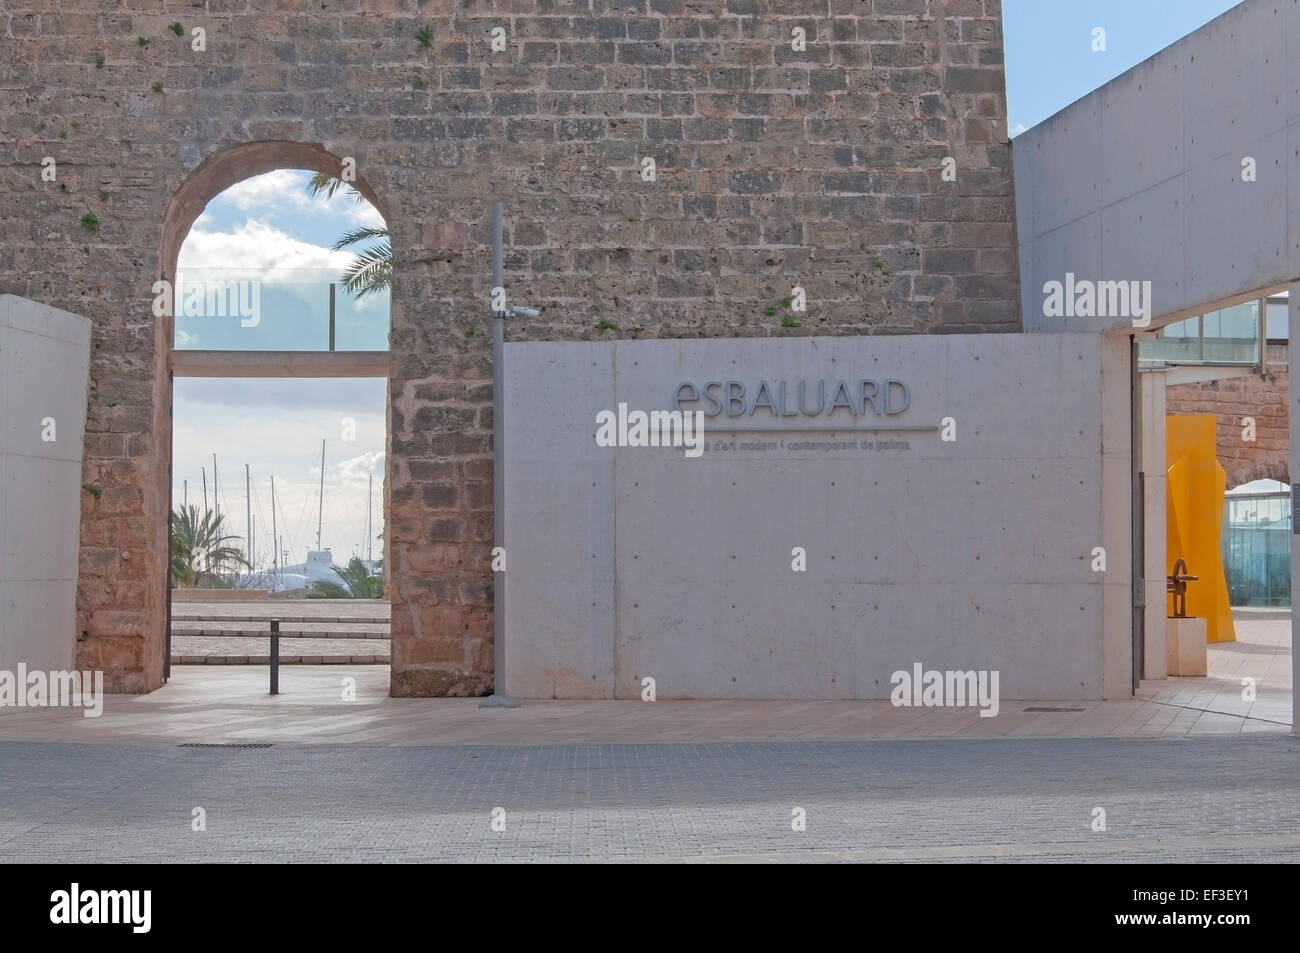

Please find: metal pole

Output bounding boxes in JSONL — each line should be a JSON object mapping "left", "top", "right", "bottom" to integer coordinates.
{"left": 269, "top": 619, "right": 280, "bottom": 695}
{"left": 316, "top": 439, "right": 325, "bottom": 551}
{"left": 328, "top": 283, "right": 336, "bottom": 352}
{"left": 481, "top": 201, "right": 519, "bottom": 708}
{"left": 213, "top": 454, "right": 219, "bottom": 520}
{"left": 201, "top": 467, "right": 207, "bottom": 514}
{"left": 271, "top": 475, "right": 278, "bottom": 591}
{"left": 245, "top": 464, "right": 252, "bottom": 568}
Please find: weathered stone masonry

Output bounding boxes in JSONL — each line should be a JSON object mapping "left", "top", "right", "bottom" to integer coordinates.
{"left": 0, "top": 0, "right": 1017, "bottom": 695}
{"left": 1166, "top": 345, "right": 1291, "bottom": 488}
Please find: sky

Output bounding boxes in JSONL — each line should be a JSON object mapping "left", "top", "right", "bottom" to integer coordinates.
{"left": 1002, "top": 0, "right": 1246, "bottom": 135}
{"left": 173, "top": 2, "right": 1251, "bottom": 569}
{"left": 172, "top": 171, "right": 388, "bottom": 569}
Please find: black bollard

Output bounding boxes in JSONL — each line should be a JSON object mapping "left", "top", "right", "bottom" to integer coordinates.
{"left": 269, "top": 618, "right": 280, "bottom": 695}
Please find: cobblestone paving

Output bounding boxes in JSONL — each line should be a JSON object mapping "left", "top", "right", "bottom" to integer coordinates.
{"left": 1, "top": 736, "right": 1297, "bottom": 862}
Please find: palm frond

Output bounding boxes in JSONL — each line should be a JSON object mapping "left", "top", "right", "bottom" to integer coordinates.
{"left": 340, "top": 240, "right": 393, "bottom": 297}
{"left": 307, "top": 171, "right": 369, "bottom": 204}
{"left": 306, "top": 171, "right": 347, "bottom": 200}
{"left": 330, "top": 226, "right": 390, "bottom": 251}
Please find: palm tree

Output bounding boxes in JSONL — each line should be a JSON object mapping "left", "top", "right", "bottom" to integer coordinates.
{"left": 310, "top": 556, "right": 383, "bottom": 599}
{"left": 306, "top": 171, "right": 391, "bottom": 297}
{"left": 170, "top": 505, "right": 250, "bottom": 587}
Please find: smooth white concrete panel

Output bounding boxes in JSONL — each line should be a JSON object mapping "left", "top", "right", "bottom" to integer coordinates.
{"left": 1099, "top": 54, "right": 1186, "bottom": 205}
{"left": 1183, "top": 132, "right": 1290, "bottom": 307}
{"left": 0, "top": 295, "right": 91, "bottom": 676}
{"left": 501, "top": 343, "right": 615, "bottom": 699}
{"left": 2, "top": 454, "right": 83, "bottom": 583}
{"left": 505, "top": 334, "right": 1126, "bottom": 700}
{"left": 1024, "top": 97, "right": 1102, "bottom": 238}
{"left": 1020, "top": 212, "right": 1103, "bottom": 333}
{"left": 1290, "top": 0, "right": 1300, "bottom": 123}
{"left": 1100, "top": 334, "right": 1133, "bottom": 699}
{"left": 1099, "top": 177, "right": 1185, "bottom": 320}
{"left": 2, "top": 294, "right": 93, "bottom": 346}
{"left": 0, "top": 580, "right": 76, "bottom": 674}
{"left": 4, "top": 323, "right": 89, "bottom": 462}
{"left": 1180, "top": 8, "right": 1288, "bottom": 170}
{"left": 1016, "top": 0, "right": 1300, "bottom": 331}
{"left": 1141, "top": 371, "right": 1168, "bottom": 680}
{"left": 1289, "top": 120, "right": 1300, "bottom": 266}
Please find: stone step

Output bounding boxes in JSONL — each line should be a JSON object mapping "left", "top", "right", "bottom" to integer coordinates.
{"left": 170, "top": 635, "right": 390, "bottom": 665}
{"left": 171, "top": 624, "right": 389, "bottom": 640}
{"left": 171, "top": 655, "right": 388, "bottom": 665}
{"left": 171, "top": 613, "right": 389, "bottom": 624}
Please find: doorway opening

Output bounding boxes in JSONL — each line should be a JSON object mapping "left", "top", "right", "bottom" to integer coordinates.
{"left": 1133, "top": 289, "right": 1293, "bottom": 729}
{"left": 163, "top": 158, "right": 391, "bottom": 679}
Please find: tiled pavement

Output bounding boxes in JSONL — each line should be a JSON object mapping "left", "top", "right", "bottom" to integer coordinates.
{"left": 0, "top": 611, "right": 1288, "bottom": 746}
{"left": 0, "top": 612, "right": 1294, "bottom": 861}
{"left": 0, "top": 736, "right": 1297, "bottom": 862}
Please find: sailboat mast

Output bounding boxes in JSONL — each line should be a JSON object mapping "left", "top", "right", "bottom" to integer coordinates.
{"left": 271, "top": 475, "right": 278, "bottom": 586}
{"left": 245, "top": 463, "right": 252, "bottom": 568}
{"left": 316, "top": 439, "right": 325, "bottom": 551}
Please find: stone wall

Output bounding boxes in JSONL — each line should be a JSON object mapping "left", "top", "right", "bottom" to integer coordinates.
{"left": 1165, "top": 346, "right": 1290, "bottom": 488}
{"left": 0, "top": 0, "right": 1018, "bottom": 694}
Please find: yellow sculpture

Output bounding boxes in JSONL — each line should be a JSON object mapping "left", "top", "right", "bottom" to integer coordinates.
{"left": 1165, "top": 414, "right": 1236, "bottom": 642}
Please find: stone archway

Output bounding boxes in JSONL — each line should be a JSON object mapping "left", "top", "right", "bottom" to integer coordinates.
{"left": 79, "top": 141, "right": 396, "bottom": 694}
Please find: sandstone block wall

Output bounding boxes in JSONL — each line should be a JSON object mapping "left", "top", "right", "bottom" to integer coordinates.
{"left": 0, "top": 0, "right": 1017, "bottom": 694}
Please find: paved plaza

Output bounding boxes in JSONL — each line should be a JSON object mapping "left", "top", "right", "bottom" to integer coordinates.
{"left": 0, "top": 612, "right": 1294, "bottom": 862}
{"left": 1, "top": 735, "right": 1297, "bottom": 862}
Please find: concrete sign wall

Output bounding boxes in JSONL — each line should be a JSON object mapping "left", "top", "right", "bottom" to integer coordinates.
{"left": 504, "top": 333, "right": 1132, "bottom": 701}
{"left": 1014, "top": 0, "right": 1300, "bottom": 332}
{"left": 0, "top": 296, "right": 92, "bottom": 674}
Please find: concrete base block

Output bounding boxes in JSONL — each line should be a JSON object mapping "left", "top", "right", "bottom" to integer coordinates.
{"left": 1166, "top": 617, "right": 1207, "bottom": 677}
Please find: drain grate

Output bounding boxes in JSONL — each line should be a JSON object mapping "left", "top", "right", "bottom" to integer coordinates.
{"left": 179, "top": 742, "right": 273, "bottom": 749}
{"left": 1023, "top": 707, "right": 1087, "bottom": 713}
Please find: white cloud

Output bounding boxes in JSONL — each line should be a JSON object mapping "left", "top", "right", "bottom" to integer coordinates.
{"left": 213, "top": 169, "right": 386, "bottom": 227}
{"left": 336, "top": 450, "right": 385, "bottom": 490}
{"left": 177, "top": 219, "right": 357, "bottom": 280}
{"left": 344, "top": 200, "right": 386, "bottom": 229}
{"left": 1010, "top": 122, "right": 1028, "bottom": 138}
{"left": 217, "top": 170, "right": 316, "bottom": 214}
